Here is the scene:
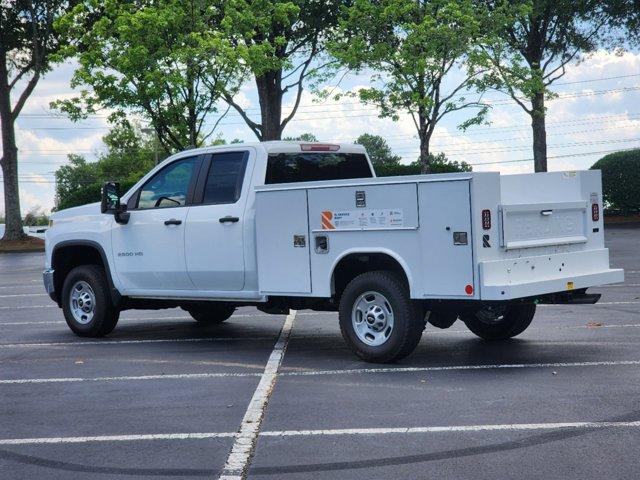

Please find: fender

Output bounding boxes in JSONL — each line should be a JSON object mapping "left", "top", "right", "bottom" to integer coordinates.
{"left": 329, "top": 247, "right": 415, "bottom": 297}
{"left": 51, "top": 240, "right": 122, "bottom": 307}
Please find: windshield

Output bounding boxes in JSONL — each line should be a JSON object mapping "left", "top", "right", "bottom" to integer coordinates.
{"left": 265, "top": 152, "right": 373, "bottom": 184}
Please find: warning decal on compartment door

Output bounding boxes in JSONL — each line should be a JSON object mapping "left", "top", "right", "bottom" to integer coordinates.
{"left": 321, "top": 209, "right": 404, "bottom": 230}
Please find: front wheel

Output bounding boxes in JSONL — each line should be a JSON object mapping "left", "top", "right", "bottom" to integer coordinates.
{"left": 62, "top": 265, "right": 120, "bottom": 337}
{"left": 461, "top": 303, "right": 536, "bottom": 340}
{"left": 339, "top": 271, "right": 425, "bottom": 363}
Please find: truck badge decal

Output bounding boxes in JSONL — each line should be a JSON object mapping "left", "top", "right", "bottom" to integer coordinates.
{"left": 482, "top": 235, "right": 491, "bottom": 248}
{"left": 355, "top": 190, "right": 366, "bottom": 208}
{"left": 321, "top": 211, "right": 335, "bottom": 230}
{"left": 118, "top": 251, "right": 143, "bottom": 257}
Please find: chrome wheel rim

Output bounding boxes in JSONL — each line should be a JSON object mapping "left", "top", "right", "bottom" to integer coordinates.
{"left": 69, "top": 281, "right": 96, "bottom": 325}
{"left": 351, "top": 291, "right": 394, "bottom": 346}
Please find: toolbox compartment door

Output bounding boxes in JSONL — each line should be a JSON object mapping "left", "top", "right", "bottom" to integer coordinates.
{"left": 419, "top": 180, "right": 474, "bottom": 297}
{"left": 255, "top": 189, "right": 311, "bottom": 294}
{"left": 500, "top": 201, "right": 588, "bottom": 250}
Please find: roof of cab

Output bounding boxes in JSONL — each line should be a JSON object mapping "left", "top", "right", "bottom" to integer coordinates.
{"left": 169, "top": 141, "right": 367, "bottom": 158}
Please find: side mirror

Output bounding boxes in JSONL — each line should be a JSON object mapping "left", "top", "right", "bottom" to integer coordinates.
{"left": 101, "top": 181, "right": 130, "bottom": 224}
{"left": 101, "top": 181, "right": 120, "bottom": 213}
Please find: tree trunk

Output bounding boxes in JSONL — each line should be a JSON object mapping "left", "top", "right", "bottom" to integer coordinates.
{"left": 418, "top": 115, "right": 432, "bottom": 174}
{"left": 255, "top": 71, "right": 283, "bottom": 141}
{"left": 0, "top": 82, "right": 26, "bottom": 241}
{"left": 531, "top": 90, "right": 548, "bottom": 172}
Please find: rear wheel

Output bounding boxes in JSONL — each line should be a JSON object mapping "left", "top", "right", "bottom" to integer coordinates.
{"left": 188, "top": 305, "right": 236, "bottom": 324}
{"left": 62, "top": 265, "right": 119, "bottom": 337}
{"left": 461, "top": 303, "right": 536, "bottom": 340}
{"left": 339, "top": 270, "right": 425, "bottom": 363}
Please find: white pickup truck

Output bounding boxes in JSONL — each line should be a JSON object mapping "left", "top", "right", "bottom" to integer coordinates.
{"left": 44, "top": 141, "right": 623, "bottom": 362}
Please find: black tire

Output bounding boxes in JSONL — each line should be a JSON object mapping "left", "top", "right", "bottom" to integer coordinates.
{"left": 188, "top": 305, "right": 236, "bottom": 324}
{"left": 461, "top": 303, "right": 536, "bottom": 340}
{"left": 61, "top": 265, "right": 119, "bottom": 337}
{"left": 338, "top": 270, "right": 425, "bottom": 363}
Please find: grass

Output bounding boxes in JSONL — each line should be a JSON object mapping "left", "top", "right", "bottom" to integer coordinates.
{"left": 0, "top": 236, "right": 45, "bottom": 253}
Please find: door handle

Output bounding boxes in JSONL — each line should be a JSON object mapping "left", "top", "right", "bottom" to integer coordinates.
{"left": 540, "top": 210, "right": 553, "bottom": 216}
{"left": 219, "top": 216, "right": 240, "bottom": 223}
{"left": 164, "top": 218, "right": 182, "bottom": 226}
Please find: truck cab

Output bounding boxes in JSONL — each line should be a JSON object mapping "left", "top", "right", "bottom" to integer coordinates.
{"left": 44, "top": 141, "right": 623, "bottom": 363}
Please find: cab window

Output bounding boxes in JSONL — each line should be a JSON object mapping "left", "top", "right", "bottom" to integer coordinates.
{"left": 201, "top": 152, "right": 248, "bottom": 204}
{"left": 265, "top": 152, "right": 373, "bottom": 184}
{"left": 137, "top": 157, "right": 198, "bottom": 209}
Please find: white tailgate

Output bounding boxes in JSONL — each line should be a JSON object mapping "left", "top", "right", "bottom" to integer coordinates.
{"left": 500, "top": 201, "right": 587, "bottom": 250}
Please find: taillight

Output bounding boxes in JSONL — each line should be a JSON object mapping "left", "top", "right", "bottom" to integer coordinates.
{"left": 590, "top": 193, "right": 600, "bottom": 221}
{"left": 482, "top": 209, "right": 491, "bottom": 230}
{"left": 300, "top": 143, "right": 340, "bottom": 152}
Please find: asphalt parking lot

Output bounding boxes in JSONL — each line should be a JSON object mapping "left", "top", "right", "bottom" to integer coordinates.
{"left": 1, "top": 226, "right": 639, "bottom": 479}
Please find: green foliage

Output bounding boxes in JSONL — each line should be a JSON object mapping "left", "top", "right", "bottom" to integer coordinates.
{"left": 331, "top": 0, "right": 506, "bottom": 171}
{"left": 55, "top": 123, "right": 159, "bottom": 210}
{"left": 54, "top": 0, "right": 239, "bottom": 151}
{"left": 23, "top": 207, "right": 49, "bottom": 227}
{"left": 480, "top": 0, "right": 633, "bottom": 171}
{"left": 218, "top": 0, "right": 343, "bottom": 140}
{"left": 591, "top": 149, "right": 640, "bottom": 213}
{"left": 484, "top": 0, "right": 631, "bottom": 104}
{"left": 355, "top": 134, "right": 400, "bottom": 165}
{"left": 283, "top": 133, "right": 319, "bottom": 142}
{"left": 375, "top": 153, "right": 471, "bottom": 176}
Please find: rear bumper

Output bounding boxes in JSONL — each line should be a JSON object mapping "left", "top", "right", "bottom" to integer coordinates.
{"left": 479, "top": 249, "right": 624, "bottom": 301}
{"left": 43, "top": 268, "right": 58, "bottom": 303}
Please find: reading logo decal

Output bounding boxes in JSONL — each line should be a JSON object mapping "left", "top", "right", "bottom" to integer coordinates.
{"left": 321, "top": 209, "right": 404, "bottom": 230}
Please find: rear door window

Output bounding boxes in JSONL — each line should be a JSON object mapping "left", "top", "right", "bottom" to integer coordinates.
{"left": 201, "top": 151, "right": 248, "bottom": 204}
{"left": 265, "top": 152, "right": 373, "bottom": 184}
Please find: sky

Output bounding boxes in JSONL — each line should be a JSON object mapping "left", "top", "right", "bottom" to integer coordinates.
{"left": 1, "top": 48, "right": 639, "bottom": 215}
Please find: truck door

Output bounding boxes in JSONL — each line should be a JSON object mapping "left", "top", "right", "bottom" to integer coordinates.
{"left": 111, "top": 156, "right": 201, "bottom": 292}
{"left": 419, "top": 180, "right": 474, "bottom": 297}
{"left": 184, "top": 150, "right": 251, "bottom": 291}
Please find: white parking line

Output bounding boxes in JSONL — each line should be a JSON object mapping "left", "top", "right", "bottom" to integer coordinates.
{"left": 0, "top": 372, "right": 260, "bottom": 385}
{"left": 0, "top": 432, "right": 235, "bottom": 446}
{"left": 2, "top": 419, "right": 640, "bottom": 446}
{"left": 262, "top": 420, "right": 640, "bottom": 437}
{"left": 0, "top": 284, "right": 41, "bottom": 290}
{"left": 3, "top": 359, "right": 639, "bottom": 386}
{"left": 0, "top": 293, "right": 47, "bottom": 298}
{"left": 596, "top": 284, "right": 640, "bottom": 288}
{"left": 0, "top": 305, "right": 54, "bottom": 310}
{"left": 0, "top": 337, "right": 274, "bottom": 349}
{"left": 281, "top": 359, "right": 640, "bottom": 377}
{"left": 539, "top": 301, "right": 640, "bottom": 306}
{"left": 219, "top": 310, "right": 296, "bottom": 480}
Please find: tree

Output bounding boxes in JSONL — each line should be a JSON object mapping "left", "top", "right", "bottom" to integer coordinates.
{"left": 591, "top": 149, "right": 640, "bottom": 214}
{"left": 355, "top": 133, "right": 401, "bottom": 165}
{"left": 482, "top": 0, "right": 632, "bottom": 172}
{"left": 55, "top": 122, "right": 159, "bottom": 210}
{"left": 0, "top": 0, "right": 75, "bottom": 241}
{"left": 331, "top": 0, "right": 504, "bottom": 173}
{"left": 54, "top": 0, "right": 239, "bottom": 152}
{"left": 283, "top": 133, "right": 318, "bottom": 141}
{"left": 375, "top": 152, "right": 471, "bottom": 176}
{"left": 218, "top": 0, "right": 342, "bottom": 141}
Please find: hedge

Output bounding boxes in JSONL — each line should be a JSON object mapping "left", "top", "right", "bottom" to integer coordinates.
{"left": 590, "top": 149, "right": 640, "bottom": 213}
{"left": 374, "top": 158, "right": 471, "bottom": 176}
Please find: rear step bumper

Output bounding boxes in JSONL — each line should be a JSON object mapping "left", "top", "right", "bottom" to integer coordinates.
{"left": 538, "top": 291, "right": 602, "bottom": 304}
{"left": 479, "top": 249, "right": 624, "bottom": 301}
